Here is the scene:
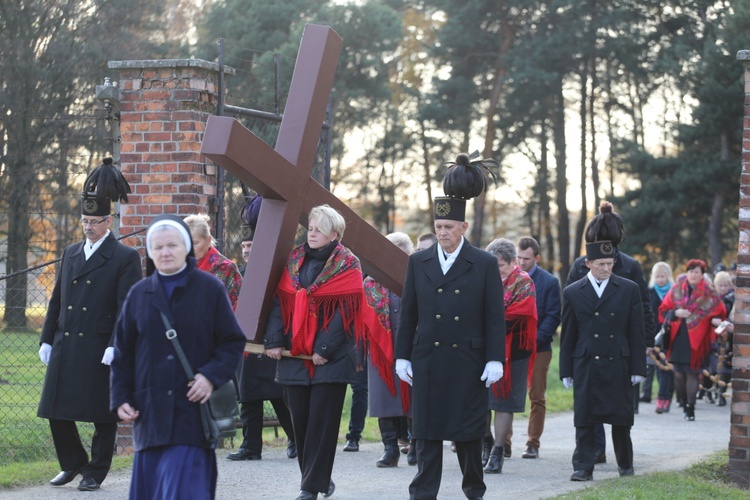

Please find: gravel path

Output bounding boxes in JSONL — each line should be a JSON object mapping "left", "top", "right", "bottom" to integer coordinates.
{"left": 2, "top": 398, "right": 730, "bottom": 499}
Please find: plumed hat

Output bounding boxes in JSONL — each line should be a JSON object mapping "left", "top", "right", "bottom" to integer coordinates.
{"left": 585, "top": 240, "right": 615, "bottom": 261}
{"left": 80, "top": 157, "right": 131, "bottom": 216}
{"left": 240, "top": 194, "right": 262, "bottom": 242}
{"left": 584, "top": 201, "right": 625, "bottom": 247}
{"left": 435, "top": 151, "right": 498, "bottom": 222}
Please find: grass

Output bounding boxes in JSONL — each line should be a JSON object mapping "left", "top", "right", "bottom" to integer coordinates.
{"left": 555, "top": 451, "right": 747, "bottom": 499}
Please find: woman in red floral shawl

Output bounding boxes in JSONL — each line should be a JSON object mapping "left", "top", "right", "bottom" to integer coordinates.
{"left": 264, "top": 205, "right": 365, "bottom": 500}
{"left": 184, "top": 214, "right": 242, "bottom": 310}
{"left": 659, "top": 259, "right": 726, "bottom": 421}
{"left": 483, "top": 238, "right": 537, "bottom": 474}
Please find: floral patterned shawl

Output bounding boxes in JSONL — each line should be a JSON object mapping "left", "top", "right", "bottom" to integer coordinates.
{"left": 197, "top": 246, "right": 242, "bottom": 310}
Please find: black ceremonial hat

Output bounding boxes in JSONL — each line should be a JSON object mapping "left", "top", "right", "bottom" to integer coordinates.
{"left": 80, "top": 157, "right": 131, "bottom": 216}
{"left": 585, "top": 240, "right": 615, "bottom": 261}
{"left": 240, "top": 194, "right": 262, "bottom": 242}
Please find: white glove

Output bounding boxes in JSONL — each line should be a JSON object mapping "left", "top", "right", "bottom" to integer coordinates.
{"left": 101, "top": 347, "right": 115, "bottom": 366}
{"left": 395, "top": 359, "right": 413, "bottom": 386}
{"left": 39, "top": 343, "right": 52, "bottom": 365}
{"left": 480, "top": 361, "right": 503, "bottom": 388}
{"left": 562, "top": 377, "right": 573, "bottom": 389}
{"left": 631, "top": 375, "right": 645, "bottom": 386}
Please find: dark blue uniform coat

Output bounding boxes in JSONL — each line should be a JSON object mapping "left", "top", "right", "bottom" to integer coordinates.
{"left": 38, "top": 233, "right": 142, "bottom": 423}
{"left": 395, "top": 240, "right": 505, "bottom": 441}
{"left": 560, "top": 274, "right": 647, "bottom": 427}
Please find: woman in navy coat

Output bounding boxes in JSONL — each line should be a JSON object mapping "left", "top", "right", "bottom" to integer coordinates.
{"left": 111, "top": 215, "right": 245, "bottom": 500}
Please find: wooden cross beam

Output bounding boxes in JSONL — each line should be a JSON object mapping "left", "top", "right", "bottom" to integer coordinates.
{"left": 201, "top": 24, "right": 408, "bottom": 342}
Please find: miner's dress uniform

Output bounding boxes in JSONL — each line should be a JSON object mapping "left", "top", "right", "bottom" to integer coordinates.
{"left": 38, "top": 233, "right": 142, "bottom": 483}
{"left": 559, "top": 273, "right": 646, "bottom": 474}
{"left": 395, "top": 239, "right": 504, "bottom": 499}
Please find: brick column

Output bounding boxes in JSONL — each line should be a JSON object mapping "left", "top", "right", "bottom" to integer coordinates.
{"left": 107, "top": 59, "right": 234, "bottom": 249}
{"left": 106, "top": 58, "right": 233, "bottom": 454}
{"left": 732, "top": 50, "right": 750, "bottom": 487}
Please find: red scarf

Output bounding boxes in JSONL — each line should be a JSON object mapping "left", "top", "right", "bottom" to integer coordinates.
{"left": 362, "top": 277, "right": 410, "bottom": 414}
{"left": 659, "top": 277, "right": 726, "bottom": 370}
{"left": 493, "top": 266, "right": 537, "bottom": 398}
{"left": 276, "top": 243, "right": 365, "bottom": 376}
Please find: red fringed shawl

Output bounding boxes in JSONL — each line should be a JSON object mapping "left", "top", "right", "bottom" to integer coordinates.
{"left": 362, "top": 277, "right": 410, "bottom": 414}
{"left": 276, "top": 243, "right": 365, "bottom": 376}
{"left": 493, "top": 265, "right": 537, "bottom": 399}
{"left": 659, "top": 277, "right": 726, "bottom": 370}
{"left": 197, "top": 246, "right": 242, "bottom": 310}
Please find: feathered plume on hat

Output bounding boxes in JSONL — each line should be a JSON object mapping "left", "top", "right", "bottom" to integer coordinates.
{"left": 239, "top": 194, "right": 263, "bottom": 241}
{"left": 434, "top": 151, "right": 499, "bottom": 222}
{"left": 442, "top": 151, "right": 499, "bottom": 200}
{"left": 584, "top": 200, "right": 625, "bottom": 247}
{"left": 80, "top": 157, "right": 131, "bottom": 216}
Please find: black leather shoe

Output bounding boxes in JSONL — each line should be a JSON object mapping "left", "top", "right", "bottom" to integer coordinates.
{"left": 595, "top": 450, "right": 606, "bottom": 464}
{"left": 343, "top": 439, "right": 359, "bottom": 452}
{"left": 406, "top": 438, "right": 417, "bottom": 466}
{"left": 483, "top": 446, "right": 504, "bottom": 474}
{"left": 323, "top": 480, "right": 335, "bottom": 498}
{"left": 718, "top": 395, "right": 727, "bottom": 407}
{"left": 570, "top": 470, "right": 593, "bottom": 481}
{"left": 77, "top": 477, "right": 100, "bottom": 491}
{"left": 50, "top": 467, "right": 83, "bottom": 486}
{"left": 226, "top": 448, "right": 261, "bottom": 461}
{"left": 295, "top": 491, "right": 318, "bottom": 500}
{"left": 503, "top": 444, "right": 512, "bottom": 458}
{"left": 522, "top": 445, "right": 538, "bottom": 459}
{"left": 618, "top": 467, "right": 635, "bottom": 477}
{"left": 287, "top": 441, "right": 298, "bottom": 459}
{"left": 481, "top": 436, "right": 493, "bottom": 466}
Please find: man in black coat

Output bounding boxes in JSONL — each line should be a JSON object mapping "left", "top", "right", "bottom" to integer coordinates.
{"left": 229, "top": 222, "right": 295, "bottom": 461}
{"left": 560, "top": 241, "right": 646, "bottom": 481}
{"left": 38, "top": 170, "right": 142, "bottom": 491}
{"left": 395, "top": 195, "right": 505, "bottom": 500}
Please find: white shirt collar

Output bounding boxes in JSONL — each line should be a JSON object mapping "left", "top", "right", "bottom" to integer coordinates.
{"left": 586, "top": 271, "right": 609, "bottom": 298}
{"left": 84, "top": 230, "right": 110, "bottom": 261}
{"left": 438, "top": 237, "right": 465, "bottom": 275}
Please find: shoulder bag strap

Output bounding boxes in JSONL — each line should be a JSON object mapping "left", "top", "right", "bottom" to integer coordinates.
{"left": 160, "top": 312, "right": 195, "bottom": 380}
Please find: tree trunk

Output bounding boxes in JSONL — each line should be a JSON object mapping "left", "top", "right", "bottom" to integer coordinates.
{"left": 575, "top": 68, "right": 588, "bottom": 260}
{"left": 552, "top": 78, "right": 570, "bottom": 280}
{"left": 708, "top": 131, "right": 730, "bottom": 268}
{"left": 540, "top": 118, "right": 555, "bottom": 268}
{"left": 4, "top": 157, "right": 32, "bottom": 330}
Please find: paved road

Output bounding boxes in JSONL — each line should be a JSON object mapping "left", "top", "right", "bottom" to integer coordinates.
{"left": 3, "top": 398, "right": 730, "bottom": 499}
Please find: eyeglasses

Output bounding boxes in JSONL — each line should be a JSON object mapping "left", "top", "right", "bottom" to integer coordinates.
{"left": 79, "top": 217, "right": 109, "bottom": 227}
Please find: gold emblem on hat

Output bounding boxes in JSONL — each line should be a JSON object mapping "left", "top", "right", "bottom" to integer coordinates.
{"left": 83, "top": 199, "right": 98, "bottom": 214}
{"left": 435, "top": 201, "right": 451, "bottom": 217}
{"left": 601, "top": 242, "right": 613, "bottom": 255}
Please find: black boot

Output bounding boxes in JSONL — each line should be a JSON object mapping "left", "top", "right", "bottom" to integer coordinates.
{"left": 376, "top": 418, "right": 400, "bottom": 468}
{"left": 406, "top": 438, "right": 417, "bottom": 466}
{"left": 483, "top": 446, "right": 504, "bottom": 474}
{"left": 684, "top": 403, "right": 695, "bottom": 421}
{"left": 481, "top": 436, "right": 494, "bottom": 467}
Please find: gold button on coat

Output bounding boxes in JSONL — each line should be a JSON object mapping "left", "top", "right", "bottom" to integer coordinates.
{"left": 436, "top": 314, "right": 441, "bottom": 320}
{"left": 454, "top": 290, "right": 460, "bottom": 294}
{"left": 437, "top": 288, "right": 443, "bottom": 293}
{"left": 452, "top": 344, "right": 458, "bottom": 349}
{"left": 434, "top": 342, "right": 440, "bottom": 347}
{"left": 78, "top": 332, "right": 83, "bottom": 337}
{"left": 454, "top": 316, "right": 459, "bottom": 321}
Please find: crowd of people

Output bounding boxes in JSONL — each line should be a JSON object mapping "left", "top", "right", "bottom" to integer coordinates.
{"left": 34, "top": 156, "right": 734, "bottom": 500}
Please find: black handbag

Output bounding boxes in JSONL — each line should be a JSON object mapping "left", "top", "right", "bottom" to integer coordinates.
{"left": 160, "top": 312, "right": 239, "bottom": 443}
{"left": 655, "top": 310, "right": 674, "bottom": 350}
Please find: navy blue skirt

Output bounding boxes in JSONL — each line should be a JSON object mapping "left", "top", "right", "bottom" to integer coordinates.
{"left": 130, "top": 445, "right": 217, "bottom": 500}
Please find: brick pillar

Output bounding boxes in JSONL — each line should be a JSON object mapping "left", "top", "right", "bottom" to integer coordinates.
{"left": 107, "top": 59, "right": 234, "bottom": 249}
{"left": 732, "top": 50, "right": 750, "bottom": 487}
{"left": 106, "top": 58, "right": 233, "bottom": 454}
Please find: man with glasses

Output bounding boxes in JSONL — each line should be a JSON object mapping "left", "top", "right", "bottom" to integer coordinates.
{"left": 38, "top": 158, "right": 142, "bottom": 492}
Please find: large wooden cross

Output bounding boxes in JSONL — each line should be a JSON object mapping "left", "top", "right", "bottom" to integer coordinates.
{"left": 201, "top": 24, "right": 408, "bottom": 343}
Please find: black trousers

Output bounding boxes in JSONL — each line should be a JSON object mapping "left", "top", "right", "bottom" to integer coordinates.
{"left": 284, "top": 383, "right": 347, "bottom": 494}
{"left": 49, "top": 419, "right": 118, "bottom": 484}
{"left": 573, "top": 424, "right": 633, "bottom": 473}
{"left": 238, "top": 398, "right": 294, "bottom": 454}
{"left": 410, "top": 438, "right": 485, "bottom": 500}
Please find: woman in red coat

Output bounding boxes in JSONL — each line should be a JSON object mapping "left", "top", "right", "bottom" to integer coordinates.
{"left": 658, "top": 259, "right": 726, "bottom": 421}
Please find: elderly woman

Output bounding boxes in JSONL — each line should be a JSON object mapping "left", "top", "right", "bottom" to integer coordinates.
{"left": 264, "top": 205, "right": 365, "bottom": 500}
{"left": 184, "top": 214, "right": 242, "bottom": 310}
{"left": 363, "top": 232, "right": 413, "bottom": 468}
{"left": 483, "top": 238, "right": 537, "bottom": 474}
{"left": 703, "top": 271, "right": 735, "bottom": 406}
{"left": 111, "top": 215, "right": 245, "bottom": 499}
{"left": 658, "top": 259, "right": 726, "bottom": 421}
{"left": 648, "top": 261, "right": 676, "bottom": 413}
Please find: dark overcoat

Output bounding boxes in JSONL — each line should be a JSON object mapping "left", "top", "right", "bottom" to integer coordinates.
{"left": 559, "top": 274, "right": 646, "bottom": 427}
{"left": 367, "top": 291, "right": 409, "bottom": 418}
{"left": 568, "top": 250, "right": 656, "bottom": 346}
{"left": 395, "top": 240, "right": 505, "bottom": 441}
{"left": 38, "top": 233, "right": 142, "bottom": 423}
{"left": 110, "top": 259, "right": 246, "bottom": 451}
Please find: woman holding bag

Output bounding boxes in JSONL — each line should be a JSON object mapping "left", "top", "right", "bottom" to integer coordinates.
{"left": 111, "top": 214, "right": 245, "bottom": 499}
